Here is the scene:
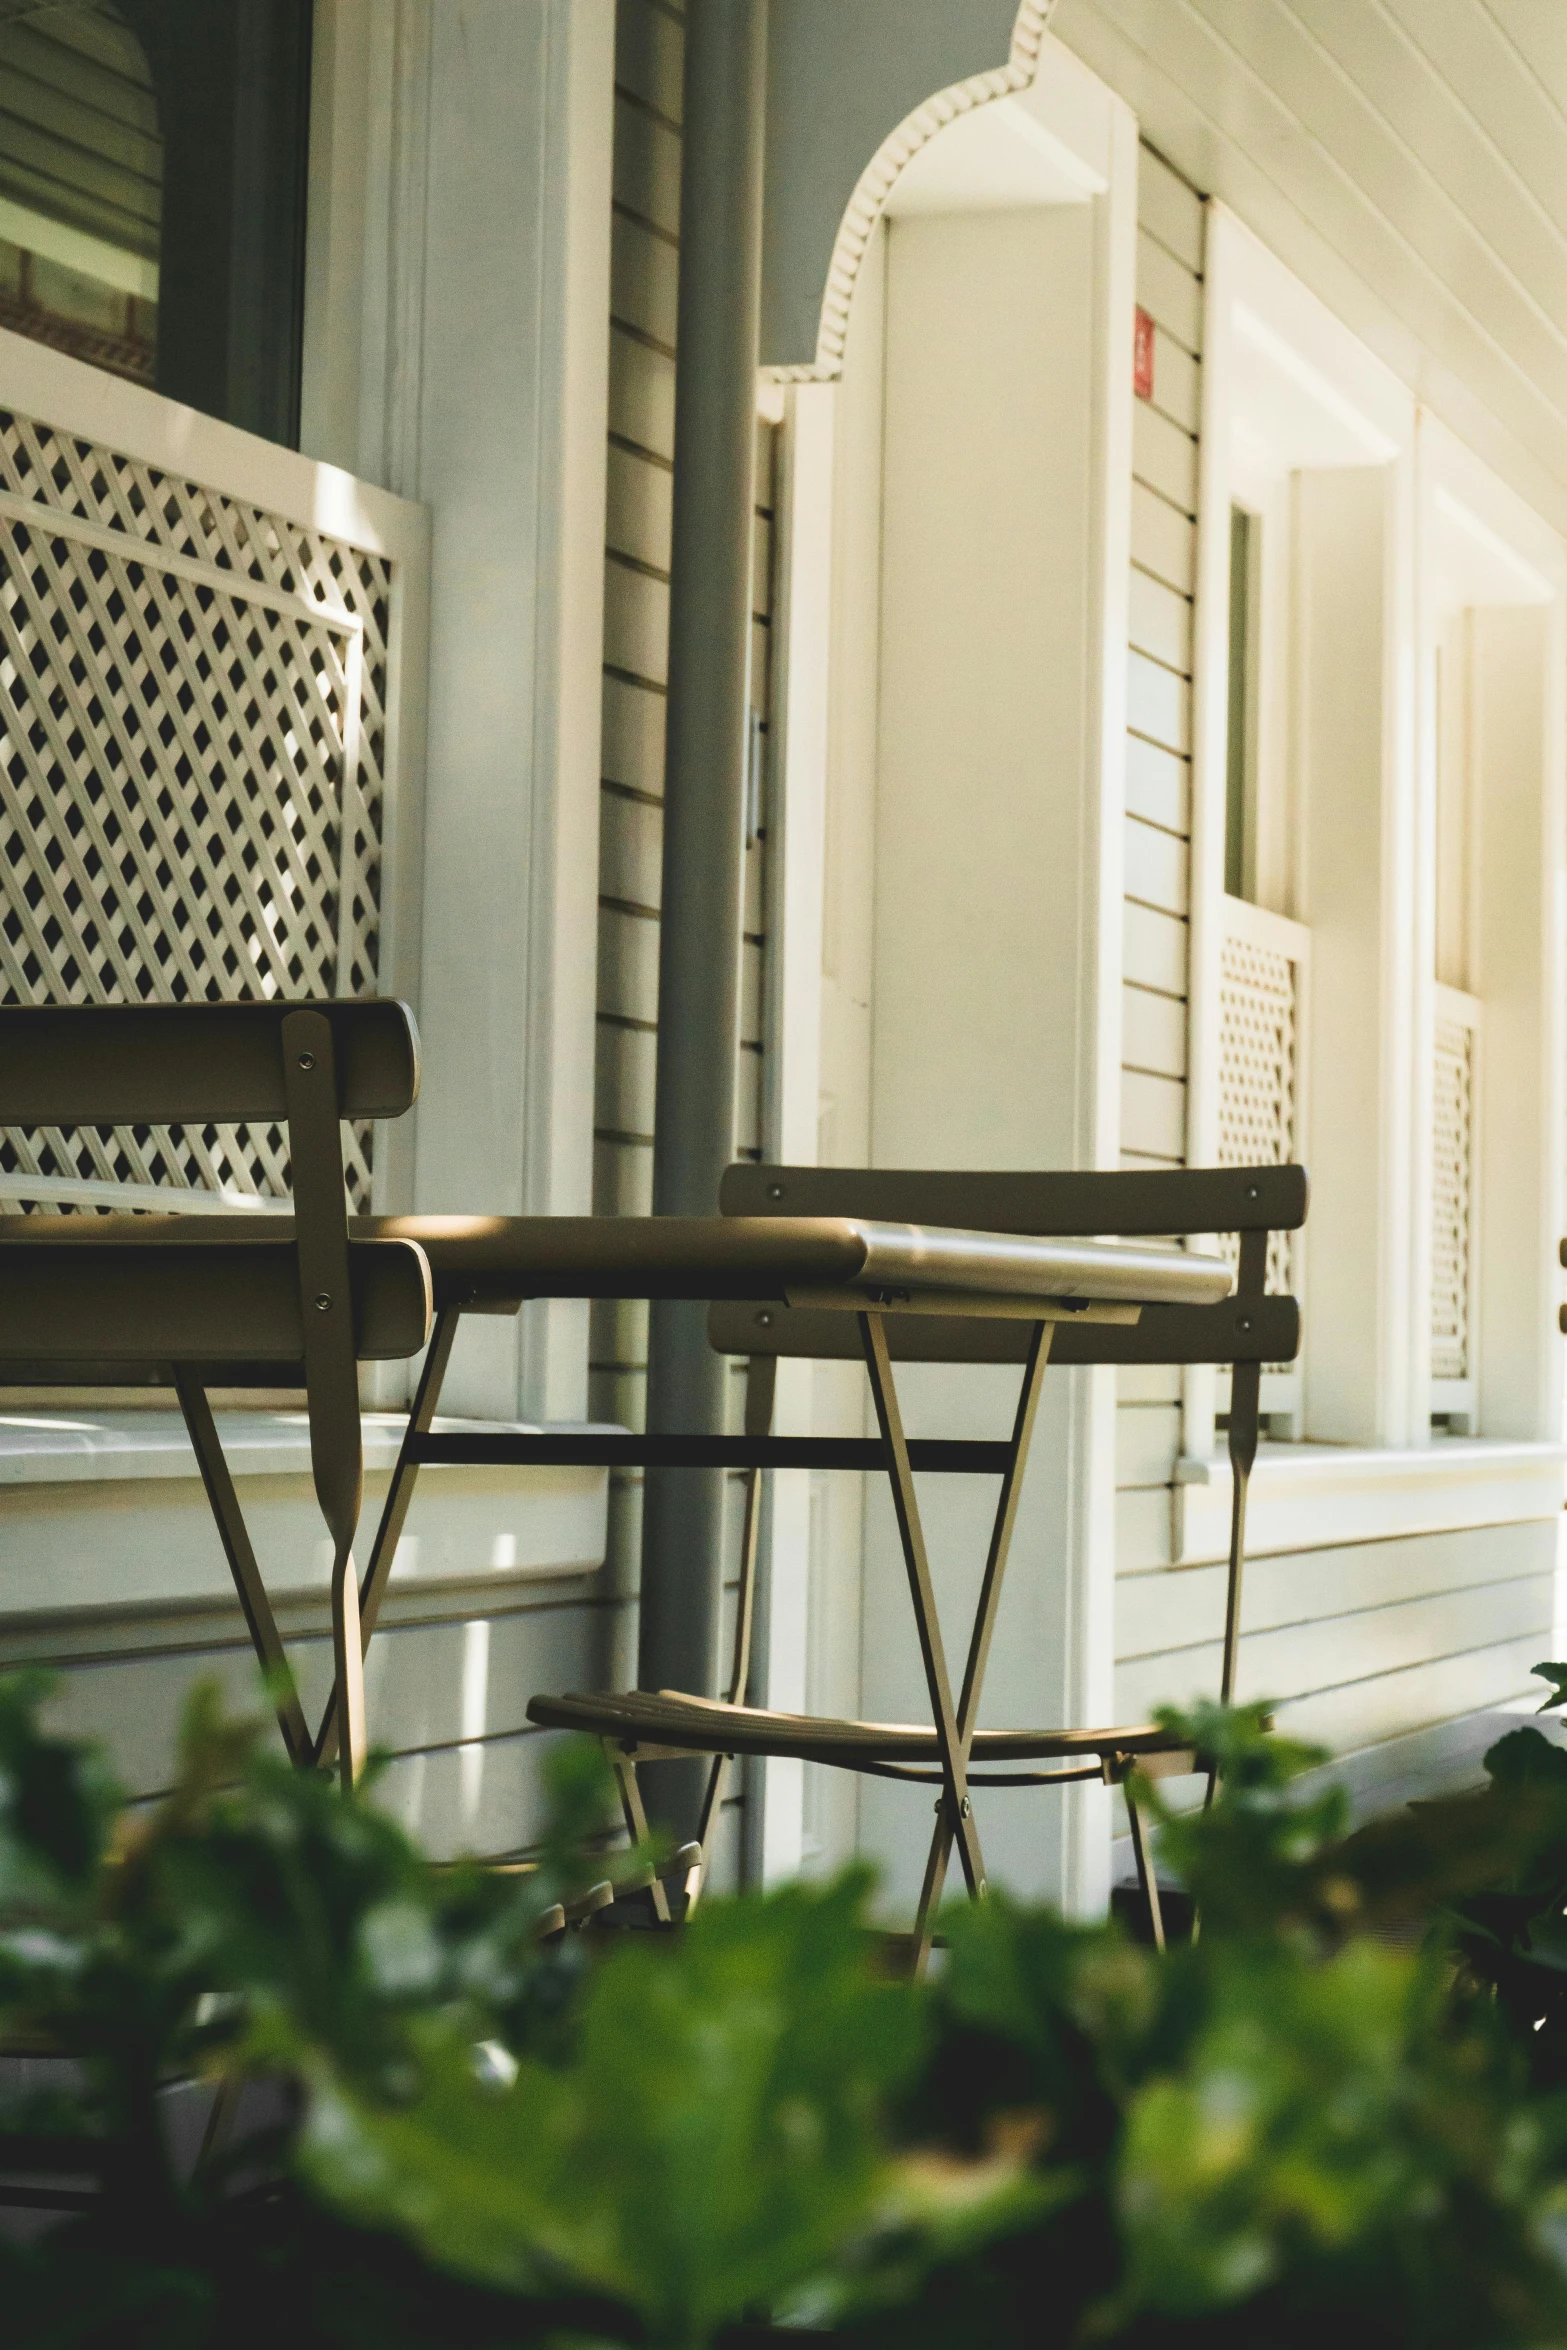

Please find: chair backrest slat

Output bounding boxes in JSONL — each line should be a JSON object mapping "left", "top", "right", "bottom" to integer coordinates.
{"left": 0, "top": 1001, "right": 419, "bottom": 1127}
{"left": 718, "top": 1162, "right": 1306, "bottom": 1237}
{"left": 709, "top": 1294, "right": 1298, "bottom": 1367}
{"left": 0, "top": 1237, "right": 431, "bottom": 1363}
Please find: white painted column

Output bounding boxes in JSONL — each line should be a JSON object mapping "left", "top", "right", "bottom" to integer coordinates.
{"left": 350, "top": 1, "right": 614, "bottom": 1423}
{"left": 1295, "top": 461, "right": 1420, "bottom": 1448}
{"left": 752, "top": 379, "right": 836, "bottom": 1885}
{"left": 854, "top": 124, "right": 1135, "bottom": 1917}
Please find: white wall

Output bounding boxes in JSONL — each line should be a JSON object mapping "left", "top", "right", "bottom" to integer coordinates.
{"left": 776, "top": 43, "right": 1138, "bottom": 1916}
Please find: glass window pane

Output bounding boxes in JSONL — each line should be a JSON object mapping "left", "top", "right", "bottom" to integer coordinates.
{"left": 0, "top": 0, "right": 311, "bottom": 448}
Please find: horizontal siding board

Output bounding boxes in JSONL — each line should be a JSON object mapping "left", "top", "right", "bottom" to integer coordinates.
{"left": 1138, "top": 145, "right": 1204, "bottom": 273}
{"left": 606, "top": 440, "right": 672, "bottom": 570}
{"left": 1127, "top": 646, "right": 1191, "bottom": 755}
{"left": 1131, "top": 479, "right": 1196, "bottom": 595}
{"left": 602, "top": 671, "right": 664, "bottom": 795}
{"left": 615, "top": 0, "right": 682, "bottom": 123}
{"left": 1116, "top": 1482, "right": 1174, "bottom": 1573}
{"left": 1122, "top": 979, "right": 1187, "bottom": 1079}
{"left": 1115, "top": 1401, "right": 1182, "bottom": 1490}
{"left": 600, "top": 789, "right": 662, "bottom": 909}
{"left": 735, "top": 1043, "right": 762, "bottom": 1155}
{"left": 1136, "top": 225, "right": 1202, "bottom": 353}
{"left": 742, "top": 831, "right": 765, "bottom": 934}
{"left": 604, "top": 559, "right": 670, "bottom": 686}
{"left": 1122, "top": 901, "right": 1188, "bottom": 997}
{"left": 593, "top": 1133, "right": 652, "bottom": 1217}
{"left": 612, "top": 89, "right": 681, "bottom": 236}
{"left": 1125, "top": 732, "right": 1190, "bottom": 836}
{"left": 1144, "top": 326, "right": 1200, "bottom": 436}
{"left": 1133, "top": 399, "right": 1198, "bottom": 516}
{"left": 611, "top": 211, "right": 678, "bottom": 348}
{"left": 1118, "top": 1522, "right": 1552, "bottom": 1661}
{"left": 1280, "top": 1638, "right": 1549, "bottom": 1761}
{"left": 590, "top": 1292, "right": 650, "bottom": 1373}
{"left": 1121, "top": 1066, "right": 1187, "bottom": 1160}
{"left": 740, "top": 936, "right": 764, "bottom": 1043}
{"left": 595, "top": 1021, "right": 656, "bottom": 1139}
{"left": 42, "top": 1600, "right": 612, "bottom": 1811}
{"left": 597, "top": 900, "right": 659, "bottom": 1025}
{"left": 590, "top": 1360, "right": 648, "bottom": 1434}
{"left": 1128, "top": 564, "right": 1192, "bottom": 674}
{"left": 1125, "top": 812, "right": 1189, "bottom": 915}
{"left": 1118, "top": 1363, "right": 1182, "bottom": 1406}
{"left": 1115, "top": 1574, "right": 1552, "bottom": 1722}
{"left": 609, "top": 325, "right": 675, "bottom": 460}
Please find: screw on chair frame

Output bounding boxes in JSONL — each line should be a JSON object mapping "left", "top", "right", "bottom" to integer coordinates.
{"left": 0, "top": 1000, "right": 427, "bottom": 1787}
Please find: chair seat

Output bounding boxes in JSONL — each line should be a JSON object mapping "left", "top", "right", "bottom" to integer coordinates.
{"left": 526, "top": 1687, "right": 1196, "bottom": 1777}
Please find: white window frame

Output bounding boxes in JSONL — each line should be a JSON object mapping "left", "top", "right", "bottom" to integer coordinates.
{"left": 1187, "top": 204, "right": 1417, "bottom": 1462}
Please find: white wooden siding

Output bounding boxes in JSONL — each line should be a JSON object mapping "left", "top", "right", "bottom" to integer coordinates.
{"left": 1115, "top": 146, "right": 1201, "bottom": 1687}
{"left": 1108, "top": 127, "right": 1557, "bottom": 1835}
{"left": 1053, "top": 0, "right": 1567, "bottom": 544}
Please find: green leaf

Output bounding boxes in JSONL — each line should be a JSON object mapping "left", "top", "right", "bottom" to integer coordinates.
{"left": 1114, "top": 1940, "right": 1445, "bottom": 2318}
{"left": 1533, "top": 1662, "right": 1567, "bottom": 1714}
{"left": 1486, "top": 1726, "right": 1567, "bottom": 1788}
{"left": 299, "top": 1873, "right": 923, "bottom": 2348}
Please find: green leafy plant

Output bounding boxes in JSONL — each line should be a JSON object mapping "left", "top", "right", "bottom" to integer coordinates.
{"left": 3, "top": 1673, "right": 1567, "bottom": 2348}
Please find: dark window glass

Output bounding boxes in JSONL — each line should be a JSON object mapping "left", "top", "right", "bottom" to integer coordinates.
{"left": 0, "top": 0, "right": 311, "bottom": 447}
{"left": 1224, "top": 502, "right": 1259, "bottom": 902}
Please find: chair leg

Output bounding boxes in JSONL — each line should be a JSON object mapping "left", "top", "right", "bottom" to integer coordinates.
{"left": 175, "top": 1368, "right": 311, "bottom": 1767}
{"left": 910, "top": 1805, "right": 954, "bottom": 1979}
{"left": 1208, "top": 1347, "right": 1261, "bottom": 1809}
{"left": 685, "top": 1753, "right": 731, "bottom": 1913}
{"left": 609, "top": 1745, "right": 671, "bottom": 1925}
{"left": 314, "top": 1308, "right": 461, "bottom": 1771}
{"left": 909, "top": 1321, "right": 1053, "bottom": 1966}
{"left": 860, "top": 1312, "right": 986, "bottom": 1903}
{"left": 332, "top": 1540, "right": 366, "bottom": 1792}
{"left": 1125, "top": 1776, "right": 1166, "bottom": 1954}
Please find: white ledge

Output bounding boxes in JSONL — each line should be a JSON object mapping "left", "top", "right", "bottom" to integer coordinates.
{"left": 1174, "top": 1438, "right": 1567, "bottom": 1565}
{"left": 0, "top": 1409, "right": 618, "bottom": 1486}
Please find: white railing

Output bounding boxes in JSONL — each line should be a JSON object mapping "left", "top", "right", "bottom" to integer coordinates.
{"left": 1431, "top": 981, "right": 1480, "bottom": 1424}
{"left": 1218, "top": 893, "right": 1310, "bottom": 1429}
{"left": 0, "top": 338, "right": 423, "bottom": 1217}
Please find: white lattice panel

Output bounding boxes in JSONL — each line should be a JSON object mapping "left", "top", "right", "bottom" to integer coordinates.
{"left": 0, "top": 405, "right": 393, "bottom": 1209}
{"left": 1431, "top": 1014, "right": 1474, "bottom": 1383}
{"left": 1218, "top": 922, "right": 1298, "bottom": 1299}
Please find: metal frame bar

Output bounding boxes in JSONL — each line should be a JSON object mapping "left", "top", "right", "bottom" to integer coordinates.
{"left": 1206, "top": 1227, "right": 1266, "bottom": 1813}
{"left": 908, "top": 1321, "right": 1053, "bottom": 1969}
{"left": 174, "top": 1367, "right": 311, "bottom": 1766}
{"left": 411, "top": 1431, "right": 1014, "bottom": 1472}
{"left": 281, "top": 1009, "right": 366, "bottom": 1789}
{"left": 685, "top": 1354, "right": 775, "bottom": 1911}
{"left": 313, "top": 1307, "right": 461, "bottom": 1771}
{"left": 859, "top": 1310, "right": 987, "bottom": 1921}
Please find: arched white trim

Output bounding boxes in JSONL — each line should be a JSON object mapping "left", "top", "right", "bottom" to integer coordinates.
{"left": 773, "top": 1, "right": 1058, "bottom": 382}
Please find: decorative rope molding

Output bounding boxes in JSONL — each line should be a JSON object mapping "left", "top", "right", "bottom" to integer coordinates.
{"left": 775, "top": 1, "right": 1059, "bottom": 384}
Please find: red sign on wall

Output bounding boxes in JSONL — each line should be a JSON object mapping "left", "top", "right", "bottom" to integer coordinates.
{"left": 1133, "top": 305, "right": 1155, "bottom": 402}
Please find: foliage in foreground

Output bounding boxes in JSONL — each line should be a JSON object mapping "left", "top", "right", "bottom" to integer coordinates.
{"left": 4, "top": 1673, "right": 1567, "bottom": 2344}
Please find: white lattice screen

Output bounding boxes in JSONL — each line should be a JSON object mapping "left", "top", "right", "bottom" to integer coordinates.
{"left": 0, "top": 402, "right": 395, "bottom": 1211}
{"left": 1217, "top": 916, "right": 1301, "bottom": 1299}
{"left": 1431, "top": 1006, "right": 1476, "bottom": 1384}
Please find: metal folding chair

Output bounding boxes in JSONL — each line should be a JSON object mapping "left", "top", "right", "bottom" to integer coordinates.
{"left": 530, "top": 1163, "right": 1305, "bottom": 1960}
{"left": 0, "top": 1001, "right": 430, "bottom": 1785}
